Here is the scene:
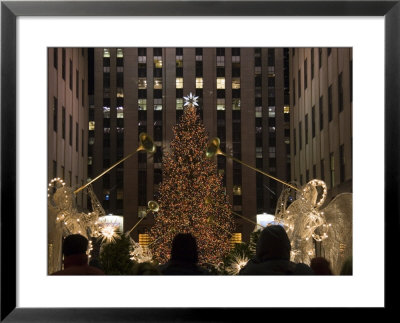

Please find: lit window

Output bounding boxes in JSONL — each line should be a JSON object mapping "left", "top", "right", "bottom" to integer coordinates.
{"left": 269, "top": 126, "right": 276, "bottom": 133}
{"left": 233, "top": 185, "right": 242, "bottom": 195}
{"left": 116, "top": 127, "right": 124, "bottom": 134}
{"left": 89, "top": 137, "right": 95, "bottom": 145}
{"left": 269, "top": 147, "right": 276, "bottom": 158}
{"left": 217, "top": 98, "right": 225, "bottom": 110}
{"left": 88, "top": 157, "right": 93, "bottom": 165}
{"left": 103, "top": 66, "right": 110, "bottom": 73}
{"left": 138, "top": 56, "right": 147, "bottom": 63}
{"left": 255, "top": 66, "right": 261, "bottom": 74}
{"left": 117, "top": 189, "right": 123, "bottom": 200}
{"left": 89, "top": 121, "right": 95, "bottom": 131}
{"left": 117, "top": 107, "right": 124, "bottom": 118}
{"left": 284, "top": 106, "right": 290, "bottom": 114}
{"left": 268, "top": 106, "right": 276, "bottom": 118}
{"left": 103, "top": 107, "right": 110, "bottom": 118}
{"left": 154, "top": 98, "right": 162, "bottom": 110}
{"left": 256, "top": 147, "right": 263, "bottom": 158}
{"left": 217, "top": 78, "right": 225, "bottom": 89}
{"left": 176, "top": 56, "right": 183, "bottom": 67}
{"left": 255, "top": 106, "right": 262, "bottom": 118}
{"left": 103, "top": 49, "right": 110, "bottom": 58}
{"left": 196, "top": 78, "right": 203, "bottom": 89}
{"left": 232, "top": 56, "right": 240, "bottom": 63}
{"left": 154, "top": 56, "right": 162, "bottom": 68}
{"left": 176, "top": 98, "right": 183, "bottom": 110}
{"left": 117, "top": 48, "right": 123, "bottom": 58}
{"left": 232, "top": 78, "right": 240, "bottom": 89}
{"left": 216, "top": 56, "right": 225, "bottom": 67}
{"left": 218, "top": 169, "right": 225, "bottom": 176}
{"left": 138, "top": 78, "right": 147, "bottom": 89}
{"left": 233, "top": 98, "right": 241, "bottom": 110}
{"left": 154, "top": 78, "right": 162, "bottom": 89}
{"left": 138, "top": 99, "right": 147, "bottom": 110}
{"left": 176, "top": 78, "right": 184, "bottom": 89}
{"left": 117, "top": 88, "right": 124, "bottom": 98}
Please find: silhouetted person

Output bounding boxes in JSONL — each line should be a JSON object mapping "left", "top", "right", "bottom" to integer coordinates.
{"left": 239, "top": 225, "right": 314, "bottom": 275}
{"left": 340, "top": 256, "right": 352, "bottom": 275}
{"left": 132, "top": 262, "right": 161, "bottom": 275}
{"left": 310, "top": 257, "right": 333, "bottom": 275}
{"left": 52, "top": 234, "right": 104, "bottom": 275}
{"left": 159, "top": 233, "right": 208, "bottom": 275}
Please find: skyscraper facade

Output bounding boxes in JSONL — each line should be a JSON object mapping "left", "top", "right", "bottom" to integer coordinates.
{"left": 48, "top": 48, "right": 89, "bottom": 272}
{"left": 89, "top": 47, "right": 290, "bottom": 243}
{"left": 289, "top": 48, "right": 352, "bottom": 201}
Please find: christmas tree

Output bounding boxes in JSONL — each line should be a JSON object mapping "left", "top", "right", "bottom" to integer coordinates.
{"left": 149, "top": 94, "right": 235, "bottom": 266}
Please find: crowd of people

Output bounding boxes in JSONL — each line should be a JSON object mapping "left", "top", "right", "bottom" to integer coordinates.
{"left": 52, "top": 225, "right": 352, "bottom": 276}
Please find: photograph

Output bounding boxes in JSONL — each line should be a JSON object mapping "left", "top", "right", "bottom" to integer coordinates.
{"left": 47, "top": 47, "right": 353, "bottom": 277}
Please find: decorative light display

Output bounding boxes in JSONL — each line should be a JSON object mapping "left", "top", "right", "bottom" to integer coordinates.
{"left": 183, "top": 92, "right": 199, "bottom": 107}
{"left": 129, "top": 238, "right": 153, "bottom": 263}
{"left": 149, "top": 104, "right": 235, "bottom": 265}
{"left": 274, "top": 179, "right": 352, "bottom": 274}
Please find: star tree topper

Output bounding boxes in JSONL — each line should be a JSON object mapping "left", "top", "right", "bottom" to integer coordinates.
{"left": 183, "top": 92, "right": 199, "bottom": 108}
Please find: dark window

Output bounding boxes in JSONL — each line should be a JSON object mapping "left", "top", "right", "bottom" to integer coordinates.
{"left": 232, "top": 89, "right": 240, "bottom": 98}
{"left": 293, "top": 79, "right": 296, "bottom": 106}
{"left": 216, "top": 48, "right": 225, "bottom": 56}
{"left": 69, "top": 115, "right": 72, "bottom": 145}
{"left": 216, "top": 67, "right": 225, "bottom": 77}
{"left": 138, "top": 89, "right": 147, "bottom": 99}
{"left": 268, "top": 49, "right": 275, "bottom": 66}
{"left": 138, "top": 48, "right": 146, "bottom": 56}
{"left": 69, "top": 59, "right": 73, "bottom": 90}
{"left": 319, "top": 96, "right": 323, "bottom": 130}
{"left": 268, "top": 76, "right": 275, "bottom": 87}
{"left": 62, "top": 49, "right": 66, "bottom": 79}
{"left": 75, "top": 122, "right": 79, "bottom": 152}
{"left": 153, "top": 68, "right": 162, "bottom": 77}
{"left": 62, "top": 107, "right": 65, "bottom": 139}
{"left": 304, "top": 59, "right": 307, "bottom": 89}
{"left": 330, "top": 152, "right": 335, "bottom": 188}
{"left": 176, "top": 67, "right": 183, "bottom": 77}
{"left": 138, "top": 171, "right": 147, "bottom": 206}
{"left": 305, "top": 114, "right": 308, "bottom": 145}
{"left": 53, "top": 97, "right": 58, "bottom": 132}
{"left": 298, "top": 69, "right": 301, "bottom": 97}
{"left": 196, "top": 61, "right": 203, "bottom": 77}
{"left": 320, "top": 159, "right": 325, "bottom": 180}
{"left": 328, "top": 85, "right": 333, "bottom": 122}
{"left": 103, "top": 72, "right": 110, "bottom": 88}
{"left": 154, "top": 146, "right": 162, "bottom": 163}
{"left": 319, "top": 48, "right": 322, "bottom": 69}
{"left": 350, "top": 60, "right": 353, "bottom": 102}
{"left": 311, "top": 48, "right": 314, "bottom": 79}
{"left": 81, "top": 129, "right": 84, "bottom": 156}
{"left": 328, "top": 48, "right": 332, "bottom": 56}
{"left": 299, "top": 122, "right": 302, "bottom": 150}
{"left": 195, "top": 48, "right": 203, "bottom": 56}
{"left": 53, "top": 48, "right": 58, "bottom": 69}
{"left": 217, "top": 90, "right": 225, "bottom": 98}
{"left": 76, "top": 70, "right": 79, "bottom": 98}
{"left": 154, "top": 89, "right": 162, "bottom": 98}
{"left": 232, "top": 48, "right": 240, "bottom": 56}
{"left": 255, "top": 56, "right": 261, "bottom": 67}
{"left": 340, "top": 144, "right": 345, "bottom": 183}
{"left": 312, "top": 106, "right": 315, "bottom": 138}
{"left": 154, "top": 169, "right": 162, "bottom": 185}
{"left": 138, "top": 63, "right": 146, "bottom": 77}
{"left": 117, "top": 72, "right": 123, "bottom": 88}
{"left": 176, "top": 89, "right": 183, "bottom": 98}
{"left": 293, "top": 129, "right": 297, "bottom": 155}
{"left": 153, "top": 48, "right": 162, "bottom": 56}
{"left": 338, "top": 73, "right": 344, "bottom": 112}
{"left": 255, "top": 75, "right": 262, "bottom": 87}
{"left": 53, "top": 161, "right": 57, "bottom": 178}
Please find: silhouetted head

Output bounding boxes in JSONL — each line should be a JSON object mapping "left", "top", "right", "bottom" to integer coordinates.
{"left": 310, "top": 257, "right": 333, "bottom": 275}
{"left": 256, "top": 225, "right": 291, "bottom": 261}
{"left": 170, "top": 233, "right": 198, "bottom": 264}
{"left": 62, "top": 234, "right": 88, "bottom": 257}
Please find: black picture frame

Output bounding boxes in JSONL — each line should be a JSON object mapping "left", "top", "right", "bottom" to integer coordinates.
{"left": 1, "top": 0, "right": 398, "bottom": 321}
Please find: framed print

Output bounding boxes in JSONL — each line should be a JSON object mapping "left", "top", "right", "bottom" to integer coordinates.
{"left": 1, "top": 0, "right": 399, "bottom": 321}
